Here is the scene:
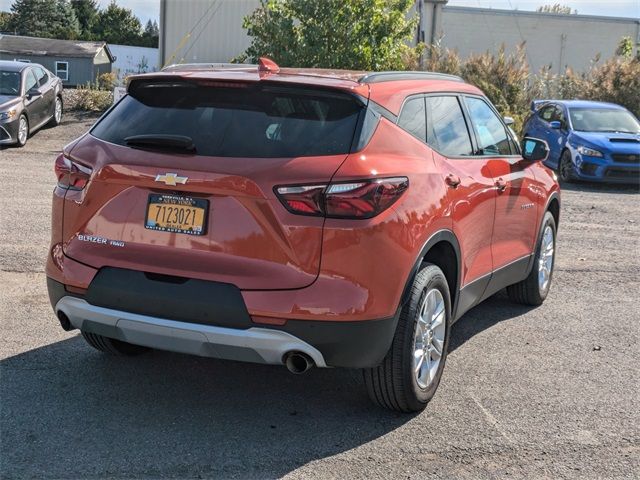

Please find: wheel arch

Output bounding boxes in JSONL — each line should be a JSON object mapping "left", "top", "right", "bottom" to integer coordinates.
{"left": 547, "top": 193, "right": 560, "bottom": 227}
{"left": 400, "top": 229, "right": 461, "bottom": 319}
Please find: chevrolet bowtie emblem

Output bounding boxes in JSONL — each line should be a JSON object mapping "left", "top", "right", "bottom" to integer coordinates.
{"left": 155, "top": 173, "right": 188, "bottom": 186}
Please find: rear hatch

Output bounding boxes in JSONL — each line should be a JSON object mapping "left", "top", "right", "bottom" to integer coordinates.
{"left": 61, "top": 78, "right": 365, "bottom": 289}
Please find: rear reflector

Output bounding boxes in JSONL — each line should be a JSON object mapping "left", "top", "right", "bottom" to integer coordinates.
{"left": 54, "top": 154, "right": 92, "bottom": 191}
{"left": 275, "top": 177, "right": 408, "bottom": 219}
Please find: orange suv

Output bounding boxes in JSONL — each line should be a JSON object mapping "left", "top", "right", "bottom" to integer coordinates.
{"left": 47, "top": 59, "right": 559, "bottom": 412}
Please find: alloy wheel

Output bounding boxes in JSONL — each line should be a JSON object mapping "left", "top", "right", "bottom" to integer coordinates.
{"left": 538, "top": 225, "right": 554, "bottom": 293}
{"left": 413, "top": 288, "right": 446, "bottom": 389}
{"left": 54, "top": 98, "right": 62, "bottom": 123}
{"left": 18, "top": 117, "right": 28, "bottom": 145}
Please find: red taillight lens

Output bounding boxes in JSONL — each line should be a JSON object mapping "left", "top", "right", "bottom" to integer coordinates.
{"left": 274, "top": 184, "right": 326, "bottom": 216}
{"left": 54, "top": 154, "right": 92, "bottom": 190}
{"left": 275, "top": 177, "right": 408, "bottom": 219}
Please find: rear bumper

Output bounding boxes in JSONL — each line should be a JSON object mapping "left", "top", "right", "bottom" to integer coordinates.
{"left": 48, "top": 276, "right": 398, "bottom": 368}
{"left": 55, "top": 295, "right": 328, "bottom": 367}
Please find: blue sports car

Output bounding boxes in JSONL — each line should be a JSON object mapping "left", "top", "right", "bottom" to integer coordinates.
{"left": 522, "top": 100, "right": 640, "bottom": 184}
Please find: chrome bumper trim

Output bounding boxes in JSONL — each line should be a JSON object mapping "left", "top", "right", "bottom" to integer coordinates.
{"left": 55, "top": 296, "right": 327, "bottom": 367}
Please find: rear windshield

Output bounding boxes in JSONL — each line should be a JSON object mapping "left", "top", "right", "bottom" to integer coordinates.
{"left": 91, "top": 81, "right": 363, "bottom": 157}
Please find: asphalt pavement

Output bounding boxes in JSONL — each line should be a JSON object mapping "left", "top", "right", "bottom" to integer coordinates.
{"left": 1, "top": 112, "right": 638, "bottom": 479}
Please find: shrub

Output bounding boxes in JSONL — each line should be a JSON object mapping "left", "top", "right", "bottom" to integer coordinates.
{"left": 74, "top": 87, "right": 112, "bottom": 111}
{"left": 420, "top": 43, "right": 640, "bottom": 134}
{"left": 585, "top": 57, "right": 640, "bottom": 117}
{"left": 424, "top": 43, "right": 530, "bottom": 131}
{"left": 462, "top": 44, "right": 530, "bottom": 131}
{"left": 97, "top": 72, "right": 118, "bottom": 91}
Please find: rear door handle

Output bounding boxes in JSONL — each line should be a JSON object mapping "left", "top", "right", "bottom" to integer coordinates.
{"left": 495, "top": 178, "right": 507, "bottom": 192}
{"left": 445, "top": 174, "right": 461, "bottom": 188}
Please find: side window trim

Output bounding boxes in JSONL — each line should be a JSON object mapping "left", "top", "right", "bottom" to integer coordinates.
{"left": 424, "top": 92, "right": 475, "bottom": 158}
{"left": 539, "top": 103, "right": 556, "bottom": 123}
{"left": 23, "top": 68, "right": 38, "bottom": 94}
{"left": 461, "top": 94, "right": 522, "bottom": 157}
{"left": 396, "top": 93, "right": 427, "bottom": 144}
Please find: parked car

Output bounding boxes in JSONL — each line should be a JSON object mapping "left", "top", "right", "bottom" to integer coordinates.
{"left": 47, "top": 59, "right": 560, "bottom": 412}
{"left": 523, "top": 100, "right": 640, "bottom": 184}
{"left": 0, "top": 60, "right": 63, "bottom": 147}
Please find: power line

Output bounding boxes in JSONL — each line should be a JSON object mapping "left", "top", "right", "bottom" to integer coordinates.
{"left": 181, "top": 0, "right": 224, "bottom": 62}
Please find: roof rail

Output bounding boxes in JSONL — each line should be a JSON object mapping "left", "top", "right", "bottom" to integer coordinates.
{"left": 359, "top": 71, "right": 464, "bottom": 84}
{"left": 162, "top": 63, "right": 257, "bottom": 72}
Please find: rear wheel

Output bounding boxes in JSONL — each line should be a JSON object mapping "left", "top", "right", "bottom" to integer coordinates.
{"left": 81, "top": 331, "right": 150, "bottom": 356}
{"left": 363, "top": 264, "right": 451, "bottom": 412}
{"left": 558, "top": 150, "right": 575, "bottom": 183}
{"left": 507, "top": 211, "right": 556, "bottom": 305}
{"left": 49, "top": 96, "right": 62, "bottom": 126}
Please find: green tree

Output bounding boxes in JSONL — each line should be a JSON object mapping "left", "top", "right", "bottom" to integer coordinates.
{"left": 92, "top": 1, "right": 142, "bottom": 45}
{"left": 71, "top": 0, "right": 99, "bottom": 39}
{"left": 141, "top": 19, "right": 159, "bottom": 47}
{"left": 536, "top": 4, "right": 577, "bottom": 14}
{"left": 237, "top": 0, "right": 420, "bottom": 70}
{"left": 9, "top": 0, "right": 81, "bottom": 39}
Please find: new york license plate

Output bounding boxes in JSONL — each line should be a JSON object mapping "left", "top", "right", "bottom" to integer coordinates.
{"left": 145, "top": 194, "right": 208, "bottom": 235}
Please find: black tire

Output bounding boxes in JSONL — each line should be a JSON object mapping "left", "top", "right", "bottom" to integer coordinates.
{"left": 49, "top": 96, "right": 63, "bottom": 127}
{"left": 558, "top": 149, "right": 575, "bottom": 183}
{"left": 81, "top": 331, "right": 150, "bottom": 356}
{"left": 507, "top": 211, "right": 557, "bottom": 306}
{"left": 363, "top": 263, "right": 451, "bottom": 413}
{"left": 16, "top": 114, "right": 28, "bottom": 147}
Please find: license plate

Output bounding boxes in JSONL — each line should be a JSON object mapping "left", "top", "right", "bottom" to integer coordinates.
{"left": 145, "top": 194, "right": 208, "bottom": 235}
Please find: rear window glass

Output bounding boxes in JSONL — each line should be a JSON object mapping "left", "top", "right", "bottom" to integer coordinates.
{"left": 91, "top": 82, "right": 363, "bottom": 157}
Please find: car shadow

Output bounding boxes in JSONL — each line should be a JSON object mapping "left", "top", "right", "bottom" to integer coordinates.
{"left": 449, "top": 291, "right": 536, "bottom": 352}
{"left": 1, "top": 336, "right": 412, "bottom": 478}
{"left": 1, "top": 293, "right": 531, "bottom": 478}
{"left": 560, "top": 181, "right": 639, "bottom": 194}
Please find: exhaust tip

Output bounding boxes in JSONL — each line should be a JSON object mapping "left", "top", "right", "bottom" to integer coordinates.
{"left": 56, "top": 311, "right": 74, "bottom": 331}
{"left": 284, "top": 351, "right": 314, "bottom": 374}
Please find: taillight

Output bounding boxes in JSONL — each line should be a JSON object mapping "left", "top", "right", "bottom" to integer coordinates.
{"left": 54, "top": 154, "right": 92, "bottom": 190}
{"left": 275, "top": 177, "right": 408, "bottom": 219}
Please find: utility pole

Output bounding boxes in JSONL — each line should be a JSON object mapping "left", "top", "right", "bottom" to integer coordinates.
{"left": 418, "top": 0, "right": 449, "bottom": 68}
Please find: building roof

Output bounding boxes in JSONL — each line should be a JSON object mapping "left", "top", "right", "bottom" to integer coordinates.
{"left": 0, "top": 35, "right": 115, "bottom": 62}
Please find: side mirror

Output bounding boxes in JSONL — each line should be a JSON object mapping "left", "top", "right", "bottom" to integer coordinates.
{"left": 549, "top": 120, "right": 562, "bottom": 129}
{"left": 503, "top": 116, "right": 515, "bottom": 126}
{"left": 26, "top": 88, "right": 41, "bottom": 99}
{"left": 522, "top": 137, "right": 549, "bottom": 162}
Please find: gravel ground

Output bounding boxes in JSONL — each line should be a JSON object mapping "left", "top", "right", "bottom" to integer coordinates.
{"left": 1, "top": 112, "right": 639, "bottom": 479}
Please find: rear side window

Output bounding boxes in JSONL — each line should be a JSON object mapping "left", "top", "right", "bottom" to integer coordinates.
{"left": 397, "top": 97, "right": 426, "bottom": 142}
{"left": 91, "top": 82, "right": 363, "bottom": 158}
{"left": 539, "top": 105, "right": 555, "bottom": 122}
{"left": 34, "top": 67, "right": 48, "bottom": 86}
{"left": 426, "top": 96, "right": 473, "bottom": 157}
{"left": 465, "top": 97, "right": 513, "bottom": 155}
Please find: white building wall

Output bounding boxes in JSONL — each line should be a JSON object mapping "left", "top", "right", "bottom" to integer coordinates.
{"left": 160, "top": 0, "right": 259, "bottom": 67}
{"left": 439, "top": 7, "right": 640, "bottom": 74}
{"left": 110, "top": 44, "right": 159, "bottom": 81}
{"left": 159, "top": 1, "right": 640, "bottom": 72}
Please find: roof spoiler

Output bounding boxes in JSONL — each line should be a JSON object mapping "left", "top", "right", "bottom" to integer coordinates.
{"left": 531, "top": 100, "right": 552, "bottom": 111}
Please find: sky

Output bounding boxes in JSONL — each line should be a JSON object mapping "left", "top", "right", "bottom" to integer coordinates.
{"left": 0, "top": 0, "right": 638, "bottom": 25}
